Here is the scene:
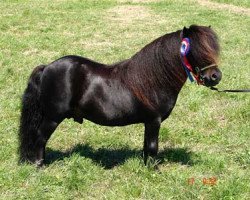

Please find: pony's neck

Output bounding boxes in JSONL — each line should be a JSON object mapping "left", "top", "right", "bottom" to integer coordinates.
{"left": 159, "top": 30, "right": 187, "bottom": 89}
{"left": 112, "top": 30, "right": 187, "bottom": 108}
{"left": 126, "top": 30, "right": 187, "bottom": 90}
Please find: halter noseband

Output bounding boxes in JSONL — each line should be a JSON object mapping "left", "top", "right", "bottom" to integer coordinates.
{"left": 180, "top": 37, "right": 216, "bottom": 85}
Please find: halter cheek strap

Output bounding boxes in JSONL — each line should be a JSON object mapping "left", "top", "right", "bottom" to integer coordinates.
{"left": 199, "top": 64, "right": 217, "bottom": 72}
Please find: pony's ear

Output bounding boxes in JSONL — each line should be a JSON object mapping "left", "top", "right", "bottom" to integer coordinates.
{"left": 182, "top": 26, "right": 189, "bottom": 37}
{"left": 208, "top": 25, "right": 212, "bottom": 28}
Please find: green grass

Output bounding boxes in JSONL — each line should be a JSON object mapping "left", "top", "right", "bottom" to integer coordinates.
{"left": 0, "top": 0, "right": 249, "bottom": 199}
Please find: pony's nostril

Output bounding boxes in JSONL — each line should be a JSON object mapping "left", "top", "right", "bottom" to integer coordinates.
{"left": 211, "top": 73, "right": 218, "bottom": 81}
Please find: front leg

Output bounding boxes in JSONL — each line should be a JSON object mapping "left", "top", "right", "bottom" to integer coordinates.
{"left": 143, "top": 117, "right": 161, "bottom": 165}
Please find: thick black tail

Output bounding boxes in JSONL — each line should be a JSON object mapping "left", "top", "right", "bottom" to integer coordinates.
{"left": 19, "top": 65, "right": 46, "bottom": 163}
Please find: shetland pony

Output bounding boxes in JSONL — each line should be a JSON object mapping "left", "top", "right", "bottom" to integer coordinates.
{"left": 19, "top": 25, "right": 222, "bottom": 166}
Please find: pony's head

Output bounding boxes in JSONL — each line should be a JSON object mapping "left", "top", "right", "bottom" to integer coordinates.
{"left": 181, "top": 25, "right": 222, "bottom": 87}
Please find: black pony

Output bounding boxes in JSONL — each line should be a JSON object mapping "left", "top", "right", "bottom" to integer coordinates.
{"left": 19, "top": 25, "right": 222, "bottom": 166}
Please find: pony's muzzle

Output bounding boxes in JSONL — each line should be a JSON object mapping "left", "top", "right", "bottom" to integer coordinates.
{"left": 202, "top": 68, "right": 222, "bottom": 87}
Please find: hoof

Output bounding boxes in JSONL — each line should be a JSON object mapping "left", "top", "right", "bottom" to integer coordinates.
{"left": 35, "top": 159, "right": 44, "bottom": 167}
{"left": 19, "top": 156, "right": 44, "bottom": 167}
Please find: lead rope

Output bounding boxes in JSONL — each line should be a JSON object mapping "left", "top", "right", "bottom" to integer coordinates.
{"left": 210, "top": 87, "right": 250, "bottom": 93}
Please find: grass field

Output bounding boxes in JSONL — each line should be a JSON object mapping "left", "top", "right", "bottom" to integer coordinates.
{"left": 0, "top": 0, "right": 249, "bottom": 199}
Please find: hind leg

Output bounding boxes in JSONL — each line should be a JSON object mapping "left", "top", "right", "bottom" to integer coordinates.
{"left": 34, "top": 118, "right": 59, "bottom": 166}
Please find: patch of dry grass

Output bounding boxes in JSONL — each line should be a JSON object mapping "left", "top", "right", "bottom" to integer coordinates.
{"left": 197, "top": 0, "right": 250, "bottom": 16}
{"left": 107, "top": 5, "right": 152, "bottom": 25}
{"left": 117, "top": 0, "right": 161, "bottom": 3}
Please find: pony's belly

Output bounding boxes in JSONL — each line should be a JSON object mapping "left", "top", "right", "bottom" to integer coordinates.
{"left": 81, "top": 105, "right": 142, "bottom": 126}
{"left": 85, "top": 116, "right": 141, "bottom": 126}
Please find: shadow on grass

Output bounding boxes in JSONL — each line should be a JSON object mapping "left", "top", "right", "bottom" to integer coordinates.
{"left": 45, "top": 144, "right": 193, "bottom": 169}
{"left": 158, "top": 147, "right": 193, "bottom": 165}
